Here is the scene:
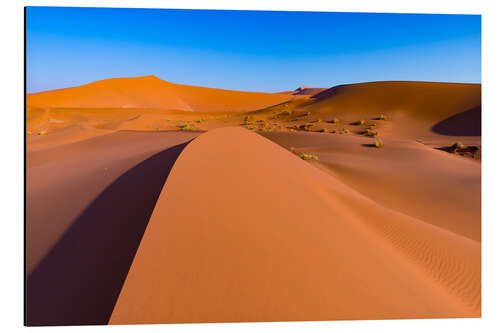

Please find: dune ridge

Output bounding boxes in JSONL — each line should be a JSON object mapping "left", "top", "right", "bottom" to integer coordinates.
{"left": 278, "top": 86, "right": 327, "bottom": 95}
{"left": 27, "top": 75, "right": 291, "bottom": 112}
{"left": 303, "top": 81, "right": 481, "bottom": 139}
{"left": 109, "top": 127, "right": 480, "bottom": 324}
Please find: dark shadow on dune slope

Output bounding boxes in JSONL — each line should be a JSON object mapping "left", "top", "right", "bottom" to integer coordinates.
{"left": 432, "top": 106, "right": 481, "bottom": 136}
{"left": 310, "top": 84, "right": 346, "bottom": 101}
{"left": 26, "top": 141, "right": 191, "bottom": 326}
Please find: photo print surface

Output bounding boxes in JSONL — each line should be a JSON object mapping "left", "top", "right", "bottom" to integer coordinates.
{"left": 25, "top": 6, "right": 481, "bottom": 326}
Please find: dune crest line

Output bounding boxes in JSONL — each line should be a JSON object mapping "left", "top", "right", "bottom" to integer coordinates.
{"left": 109, "top": 127, "right": 479, "bottom": 324}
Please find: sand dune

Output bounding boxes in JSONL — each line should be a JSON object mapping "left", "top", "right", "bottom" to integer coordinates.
{"left": 26, "top": 131, "right": 200, "bottom": 326}
{"left": 25, "top": 78, "right": 481, "bottom": 325}
{"left": 109, "top": 127, "right": 480, "bottom": 324}
{"left": 27, "top": 75, "right": 291, "bottom": 112}
{"left": 278, "top": 86, "right": 327, "bottom": 95}
{"left": 261, "top": 131, "right": 481, "bottom": 241}
{"left": 303, "top": 81, "right": 481, "bottom": 140}
{"left": 26, "top": 80, "right": 481, "bottom": 151}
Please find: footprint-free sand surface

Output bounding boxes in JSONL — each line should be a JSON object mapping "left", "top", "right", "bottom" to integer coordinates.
{"left": 25, "top": 76, "right": 481, "bottom": 325}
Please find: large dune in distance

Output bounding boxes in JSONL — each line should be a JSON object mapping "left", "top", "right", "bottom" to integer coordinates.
{"left": 27, "top": 75, "right": 291, "bottom": 112}
{"left": 110, "top": 127, "right": 480, "bottom": 324}
{"left": 302, "top": 81, "right": 481, "bottom": 140}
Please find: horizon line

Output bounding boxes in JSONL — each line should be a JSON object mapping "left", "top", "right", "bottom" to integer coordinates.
{"left": 26, "top": 75, "right": 482, "bottom": 95}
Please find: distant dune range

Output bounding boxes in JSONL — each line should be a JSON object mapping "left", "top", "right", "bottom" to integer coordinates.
{"left": 27, "top": 75, "right": 291, "bottom": 111}
{"left": 25, "top": 76, "right": 481, "bottom": 325}
{"left": 27, "top": 77, "right": 480, "bottom": 146}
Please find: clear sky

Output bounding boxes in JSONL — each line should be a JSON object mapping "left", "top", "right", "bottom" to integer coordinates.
{"left": 26, "top": 7, "right": 481, "bottom": 93}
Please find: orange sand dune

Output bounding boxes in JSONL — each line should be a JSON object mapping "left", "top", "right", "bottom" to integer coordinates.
{"left": 110, "top": 127, "right": 480, "bottom": 324}
{"left": 300, "top": 81, "right": 480, "bottom": 140}
{"left": 26, "top": 130, "right": 199, "bottom": 275}
{"left": 26, "top": 80, "right": 481, "bottom": 150}
{"left": 26, "top": 130, "right": 201, "bottom": 326}
{"left": 261, "top": 131, "right": 481, "bottom": 241}
{"left": 278, "top": 86, "right": 327, "bottom": 95}
{"left": 27, "top": 75, "right": 291, "bottom": 112}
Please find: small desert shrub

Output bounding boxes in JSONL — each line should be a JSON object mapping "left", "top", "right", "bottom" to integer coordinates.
{"left": 331, "top": 129, "right": 337, "bottom": 134}
{"left": 299, "top": 123, "right": 313, "bottom": 131}
{"left": 364, "top": 129, "right": 378, "bottom": 137}
{"left": 196, "top": 118, "right": 205, "bottom": 123}
{"left": 279, "top": 110, "right": 292, "bottom": 117}
{"left": 329, "top": 118, "right": 339, "bottom": 124}
{"left": 342, "top": 129, "right": 350, "bottom": 134}
{"left": 317, "top": 128, "right": 326, "bottom": 133}
{"left": 377, "top": 114, "right": 388, "bottom": 120}
{"left": 353, "top": 119, "right": 365, "bottom": 126}
{"left": 244, "top": 115, "right": 253, "bottom": 122}
{"left": 374, "top": 139, "right": 383, "bottom": 148}
{"left": 290, "top": 147, "right": 297, "bottom": 154}
{"left": 38, "top": 130, "right": 47, "bottom": 135}
{"left": 300, "top": 153, "right": 319, "bottom": 161}
{"left": 243, "top": 118, "right": 253, "bottom": 126}
{"left": 245, "top": 124, "right": 256, "bottom": 130}
{"left": 179, "top": 122, "right": 195, "bottom": 131}
{"left": 452, "top": 141, "right": 464, "bottom": 150}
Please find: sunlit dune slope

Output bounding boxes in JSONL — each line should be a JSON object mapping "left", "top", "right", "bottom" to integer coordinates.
{"left": 26, "top": 75, "right": 291, "bottom": 112}
{"left": 300, "top": 81, "right": 480, "bottom": 139}
{"left": 261, "top": 131, "right": 481, "bottom": 241}
{"left": 110, "top": 127, "right": 480, "bottom": 324}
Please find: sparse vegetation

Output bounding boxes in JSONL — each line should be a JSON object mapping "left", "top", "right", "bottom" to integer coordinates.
{"left": 299, "top": 123, "right": 314, "bottom": 131}
{"left": 317, "top": 128, "right": 326, "bottom": 133}
{"left": 452, "top": 141, "right": 464, "bottom": 151}
{"left": 374, "top": 139, "right": 383, "bottom": 148}
{"left": 361, "top": 129, "right": 378, "bottom": 137}
{"left": 328, "top": 118, "right": 339, "bottom": 124}
{"left": 279, "top": 110, "right": 292, "bottom": 117}
{"left": 38, "top": 130, "right": 47, "bottom": 135}
{"left": 439, "top": 142, "right": 481, "bottom": 160}
{"left": 179, "top": 122, "right": 195, "bottom": 131}
{"left": 352, "top": 119, "right": 365, "bottom": 126}
{"left": 300, "top": 153, "right": 319, "bottom": 161}
{"left": 377, "top": 114, "right": 388, "bottom": 120}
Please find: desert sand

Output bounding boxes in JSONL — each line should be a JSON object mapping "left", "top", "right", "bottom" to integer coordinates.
{"left": 25, "top": 76, "right": 481, "bottom": 325}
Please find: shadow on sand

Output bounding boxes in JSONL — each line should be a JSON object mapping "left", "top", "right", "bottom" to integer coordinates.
{"left": 431, "top": 106, "right": 481, "bottom": 136}
{"left": 26, "top": 141, "right": 190, "bottom": 326}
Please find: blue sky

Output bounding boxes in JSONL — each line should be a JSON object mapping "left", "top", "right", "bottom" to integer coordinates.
{"left": 26, "top": 7, "right": 481, "bottom": 93}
